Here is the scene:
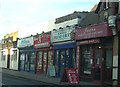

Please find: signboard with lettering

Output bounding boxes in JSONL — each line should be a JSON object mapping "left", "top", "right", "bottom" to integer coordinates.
{"left": 33, "top": 33, "right": 50, "bottom": 48}
{"left": 60, "top": 68, "right": 80, "bottom": 84}
{"left": 51, "top": 27, "right": 74, "bottom": 43}
{"left": 17, "top": 36, "right": 33, "bottom": 48}
{"left": 77, "top": 39, "right": 100, "bottom": 45}
{"left": 75, "top": 23, "right": 113, "bottom": 40}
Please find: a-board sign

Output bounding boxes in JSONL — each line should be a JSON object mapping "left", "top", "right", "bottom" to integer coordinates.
{"left": 60, "top": 68, "right": 80, "bottom": 84}
{"left": 47, "top": 64, "right": 55, "bottom": 77}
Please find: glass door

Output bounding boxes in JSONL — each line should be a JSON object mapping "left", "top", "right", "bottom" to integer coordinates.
{"left": 93, "top": 48, "right": 103, "bottom": 82}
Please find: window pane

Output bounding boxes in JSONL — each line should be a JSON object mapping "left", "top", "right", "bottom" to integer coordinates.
{"left": 1, "top": 51, "right": 6, "bottom": 61}
{"left": 106, "top": 49, "right": 112, "bottom": 67}
{"left": 81, "top": 46, "right": 92, "bottom": 75}
{"left": 37, "top": 52, "right": 42, "bottom": 70}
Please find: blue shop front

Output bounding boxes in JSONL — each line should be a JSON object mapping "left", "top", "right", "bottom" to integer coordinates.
{"left": 17, "top": 36, "right": 35, "bottom": 73}
{"left": 51, "top": 26, "right": 76, "bottom": 77}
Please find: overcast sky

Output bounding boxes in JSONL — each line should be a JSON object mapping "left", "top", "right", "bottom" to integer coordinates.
{"left": 0, "top": 0, "right": 99, "bottom": 39}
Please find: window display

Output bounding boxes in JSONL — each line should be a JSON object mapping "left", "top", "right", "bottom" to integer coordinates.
{"left": 1, "top": 51, "right": 6, "bottom": 61}
{"left": 11, "top": 50, "right": 17, "bottom": 61}
{"left": 30, "top": 52, "right": 35, "bottom": 71}
{"left": 43, "top": 52, "right": 47, "bottom": 72}
{"left": 81, "top": 46, "right": 92, "bottom": 76}
{"left": 37, "top": 52, "right": 42, "bottom": 70}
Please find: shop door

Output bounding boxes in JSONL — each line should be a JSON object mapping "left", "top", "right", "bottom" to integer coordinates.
{"left": 93, "top": 47, "right": 113, "bottom": 83}
{"left": 43, "top": 51, "right": 48, "bottom": 74}
{"left": 103, "top": 48, "right": 112, "bottom": 84}
{"left": 60, "top": 49, "right": 69, "bottom": 76}
{"left": 93, "top": 48, "right": 103, "bottom": 82}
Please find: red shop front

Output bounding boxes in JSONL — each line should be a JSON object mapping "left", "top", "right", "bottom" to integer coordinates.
{"left": 34, "top": 32, "right": 53, "bottom": 75}
{"left": 75, "top": 22, "right": 113, "bottom": 84}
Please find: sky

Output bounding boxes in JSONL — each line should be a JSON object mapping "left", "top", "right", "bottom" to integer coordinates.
{"left": 0, "top": 0, "right": 99, "bottom": 39}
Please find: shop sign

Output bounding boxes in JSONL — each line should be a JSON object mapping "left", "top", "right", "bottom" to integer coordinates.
{"left": 17, "top": 36, "right": 33, "bottom": 48}
{"left": 51, "top": 27, "right": 74, "bottom": 43}
{"left": 75, "top": 23, "right": 113, "bottom": 40}
{"left": 77, "top": 39, "right": 100, "bottom": 45}
{"left": 60, "top": 68, "right": 80, "bottom": 84}
{"left": 34, "top": 34, "right": 50, "bottom": 48}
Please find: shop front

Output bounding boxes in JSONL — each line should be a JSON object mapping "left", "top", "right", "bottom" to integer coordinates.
{"left": 0, "top": 49, "right": 8, "bottom": 68}
{"left": 17, "top": 36, "right": 35, "bottom": 73}
{"left": 51, "top": 26, "right": 75, "bottom": 77}
{"left": 75, "top": 22, "right": 113, "bottom": 84}
{"left": 53, "top": 42, "right": 76, "bottom": 77}
{"left": 33, "top": 32, "right": 52, "bottom": 75}
{"left": 1, "top": 42, "right": 13, "bottom": 69}
{"left": 9, "top": 41, "right": 19, "bottom": 70}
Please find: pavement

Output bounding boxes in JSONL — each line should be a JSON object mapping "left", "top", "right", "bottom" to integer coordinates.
{"left": 1, "top": 68, "right": 113, "bottom": 86}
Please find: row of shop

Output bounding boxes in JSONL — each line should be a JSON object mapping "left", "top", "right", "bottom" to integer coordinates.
{"left": 0, "top": 22, "right": 117, "bottom": 84}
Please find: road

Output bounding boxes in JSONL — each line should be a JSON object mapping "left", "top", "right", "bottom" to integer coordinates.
{"left": 2, "top": 73, "right": 53, "bottom": 86}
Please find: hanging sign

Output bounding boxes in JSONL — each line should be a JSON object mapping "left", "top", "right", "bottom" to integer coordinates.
{"left": 60, "top": 68, "right": 80, "bottom": 84}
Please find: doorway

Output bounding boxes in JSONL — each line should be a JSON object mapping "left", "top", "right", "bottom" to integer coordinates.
{"left": 93, "top": 47, "right": 113, "bottom": 84}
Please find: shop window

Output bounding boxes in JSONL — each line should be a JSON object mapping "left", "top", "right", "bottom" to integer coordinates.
{"left": 20, "top": 53, "right": 25, "bottom": 70}
{"left": 20, "top": 53, "right": 25, "bottom": 60}
{"left": 25, "top": 54, "right": 28, "bottom": 63}
{"left": 65, "top": 49, "right": 69, "bottom": 67}
{"left": 106, "top": 48, "right": 112, "bottom": 68}
{"left": 1, "top": 51, "right": 6, "bottom": 61}
{"left": 55, "top": 50, "right": 59, "bottom": 74}
{"left": 30, "top": 52, "right": 35, "bottom": 64}
{"left": 95, "top": 49, "right": 102, "bottom": 65}
{"left": 11, "top": 50, "right": 17, "bottom": 61}
{"left": 37, "top": 52, "right": 42, "bottom": 70}
{"left": 72, "top": 48, "right": 76, "bottom": 67}
{"left": 60, "top": 50, "right": 65, "bottom": 67}
{"left": 43, "top": 52, "right": 47, "bottom": 72}
{"left": 81, "top": 46, "right": 92, "bottom": 76}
